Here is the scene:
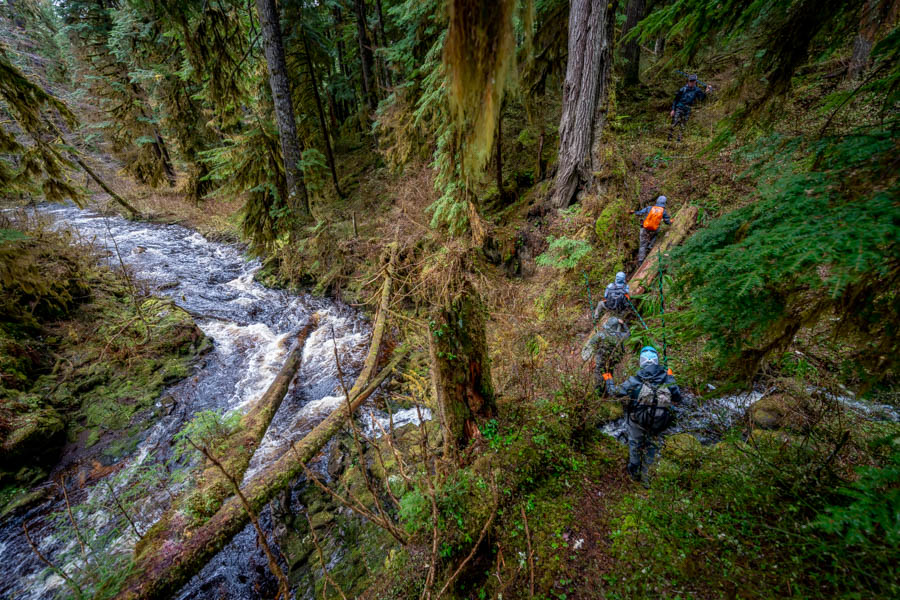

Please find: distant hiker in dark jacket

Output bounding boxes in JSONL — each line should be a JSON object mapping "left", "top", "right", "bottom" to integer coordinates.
{"left": 634, "top": 196, "right": 671, "bottom": 263}
{"left": 668, "top": 73, "right": 712, "bottom": 142}
{"left": 603, "top": 346, "right": 682, "bottom": 483}
{"left": 582, "top": 315, "right": 630, "bottom": 390}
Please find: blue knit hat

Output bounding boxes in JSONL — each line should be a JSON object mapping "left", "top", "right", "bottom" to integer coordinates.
{"left": 639, "top": 346, "right": 659, "bottom": 367}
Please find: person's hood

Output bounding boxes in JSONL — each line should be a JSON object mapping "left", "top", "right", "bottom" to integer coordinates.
{"left": 637, "top": 363, "right": 668, "bottom": 384}
{"left": 615, "top": 271, "right": 626, "bottom": 285}
{"left": 656, "top": 195, "right": 667, "bottom": 207}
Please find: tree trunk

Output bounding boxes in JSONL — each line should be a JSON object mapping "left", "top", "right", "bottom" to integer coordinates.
{"left": 847, "top": 0, "right": 897, "bottom": 79}
{"left": 255, "top": 0, "right": 310, "bottom": 218}
{"left": 374, "top": 0, "right": 392, "bottom": 87}
{"left": 429, "top": 286, "right": 496, "bottom": 460}
{"left": 654, "top": 35, "right": 665, "bottom": 55}
{"left": 354, "top": 0, "right": 377, "bottom": 111}
{"left": 301, "top": 33, "right": 342, "bottom": 197}
{"left": 629, "top": 205, "right": 698, "bottom": 294}
{"left": 551, "top": 0, "right": 617, "bottom": 209}
{"left": 622, "top": 0, "right": 646, "bottom": 86}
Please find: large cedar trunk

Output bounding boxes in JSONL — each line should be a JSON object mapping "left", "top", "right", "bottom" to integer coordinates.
{"left": 255, "top": 0, "right": 309, "bottom": 217}
{"left": 551, "top": 0, "right": 617, "bottom": 209}
{"left": 354, "top": 0, "right": 377, "bottom": 111}
{"left": 622, "top": 0, "right": 646, "bottom": 86}
{"left": 429, "top": 287, "right": 496, "bottom": 459}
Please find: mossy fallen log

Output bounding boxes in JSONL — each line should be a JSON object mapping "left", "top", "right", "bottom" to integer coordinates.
{"left": 630, "top": 205, "right": 698, "bottom": 295}
{"left": 116, "top": 247, "right": 400, "bottom": 600}
{"left": 153, "top": 316, "right": 319, "bottom": 529}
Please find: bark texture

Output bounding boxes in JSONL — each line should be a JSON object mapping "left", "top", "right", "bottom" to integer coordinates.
{"left": 256, "top": 0, "right": 309, "bottom": 217}
{"left": 622, "top": 0, "right": 646, "bottom": 86}
{"left": 551, "top": 0, "right": 616, "bottom": 209}
{"left": 630, "top": 206, "right": 698, "bottom": 294}
{"left": 847, "top": 0, "right": 898, "bottom": 79}
{"left": 429, "top": 286, "right": 496, "bottom": 459}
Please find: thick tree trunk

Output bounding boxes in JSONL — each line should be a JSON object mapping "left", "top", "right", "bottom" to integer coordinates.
{"left": 255, "top": 0, "right": 310, "bottom": 218}
{"left": 301, "top": 33, "right": 342, "bottom": 197}
{"left": 354, "top": 0, "right": 377, "bottom": 111}
{"left": 551, "top": 0, "right": 617, "bottom": 209}
{"left": 622, "top": 0, "right": 646, "bottom": 86}
{"left": 429, "top": 286, "right": 496, "bottom": 460}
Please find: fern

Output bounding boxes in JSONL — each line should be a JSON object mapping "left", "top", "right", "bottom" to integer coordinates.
{"left": 535, "top": 236, "right": 592, "bottom": 270}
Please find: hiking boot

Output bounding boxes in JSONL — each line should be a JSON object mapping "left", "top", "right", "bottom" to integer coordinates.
{"left": 626, "top": 463, "right": 641, "bottom": 482}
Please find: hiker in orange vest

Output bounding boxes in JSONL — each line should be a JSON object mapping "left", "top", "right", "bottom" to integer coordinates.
{"left": 634, "top": 196, "right": 672, "bottom": 263}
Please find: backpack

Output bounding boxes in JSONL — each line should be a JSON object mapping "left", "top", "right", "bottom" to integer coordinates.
{"left": 605, "top": 284, "right": 627, "bottom": 311}
{"left": 629, "top": 381, "right": 673, "bottom": 432}
{"left": 642, "top": 206, "right": 665, "bottom": 231}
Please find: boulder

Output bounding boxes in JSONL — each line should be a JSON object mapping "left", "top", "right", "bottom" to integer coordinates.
{"left": 748, "top": 394, "right": 788, "bottom": 430}
{"left": 665, "top": 433, "right": 703, "bottom": 461}
{"left": 1, "top": 408, "right": 66, "bottom": 473}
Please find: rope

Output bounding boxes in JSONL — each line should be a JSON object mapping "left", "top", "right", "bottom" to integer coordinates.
{"left": 657, "top": 247, "right": 669, "bottom": 368}
{"left": 624, "top": 295, "right": 650, "bottom": 331}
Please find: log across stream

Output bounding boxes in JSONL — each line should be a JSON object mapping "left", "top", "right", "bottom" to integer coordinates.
{"left": 0, "top": 206, "right": 422, "bottom": 600}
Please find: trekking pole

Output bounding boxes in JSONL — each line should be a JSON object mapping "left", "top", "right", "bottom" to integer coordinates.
{"left": 583, "top": 271, "right": 597, "bottom": 325}
{"left": 656, "top": 247, "right": 668, "bottom": 368}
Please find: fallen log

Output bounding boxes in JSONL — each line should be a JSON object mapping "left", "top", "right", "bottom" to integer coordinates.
{"left": 150, "top": 316, "right": 319, "bottom": 532}
{"left": 116, "top": 246, "right": 400, "bottom": 600}
{"left": 629, "top": 205, "right": 698, "bottom": 295}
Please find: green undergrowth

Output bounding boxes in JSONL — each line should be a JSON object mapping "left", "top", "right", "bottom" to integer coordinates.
{"left": 607, "top": 396, "right": 900, "bottom": 599}
{"left": 0, "top": 215, "right": 208, "bottom": 510}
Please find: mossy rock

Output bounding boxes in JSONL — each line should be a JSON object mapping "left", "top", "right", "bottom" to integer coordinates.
{"left": 596, "top": 400, "right": 624, "bottom": 424}
{"left": 1, "top": 407, "right": 65, "bottom": 470}
{"left": 665, "top": 433, "right": 703, "bottom": 461}
{"left": 748, "top": 394, "right": 790, "bottom": 430}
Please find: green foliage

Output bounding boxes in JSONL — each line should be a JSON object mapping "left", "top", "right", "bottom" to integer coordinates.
{"left": 815, "top": 449, "right": 900, "bottom": 548}
{"left": 674, "top": 128, "right": 900, "bottom": 378}
{"left": 536, "top": 236, "right": 592, "bottom": 270}
{"left": 609, "top": 413, "right": 900, "bottom": 598}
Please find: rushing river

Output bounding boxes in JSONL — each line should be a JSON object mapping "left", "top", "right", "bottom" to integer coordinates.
{"left": 0, "top": 205, "right": 425, "bottom": 600}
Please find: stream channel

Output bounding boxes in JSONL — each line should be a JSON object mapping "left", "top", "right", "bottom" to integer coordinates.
{"left": 0, "top": 205, "right": 424, "bottom": 600}
{"left": 1, "top": 206, "right": 898, "bottom": 600}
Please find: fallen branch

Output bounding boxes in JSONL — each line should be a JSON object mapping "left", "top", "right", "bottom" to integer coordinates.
{"left": 187, "top": 437, "right": 291, "bottom": 600}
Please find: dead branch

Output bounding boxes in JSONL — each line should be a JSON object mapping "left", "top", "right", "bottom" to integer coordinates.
{"left": 187, "top": 437, "right": 291, "bottom": 600}
{"left": 24, "top": 520, "right": 85, "bottom": 600}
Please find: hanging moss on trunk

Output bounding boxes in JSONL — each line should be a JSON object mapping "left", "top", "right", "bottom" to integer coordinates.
{"left": 429, "top": 285, "right": 496, "bottom": 458}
